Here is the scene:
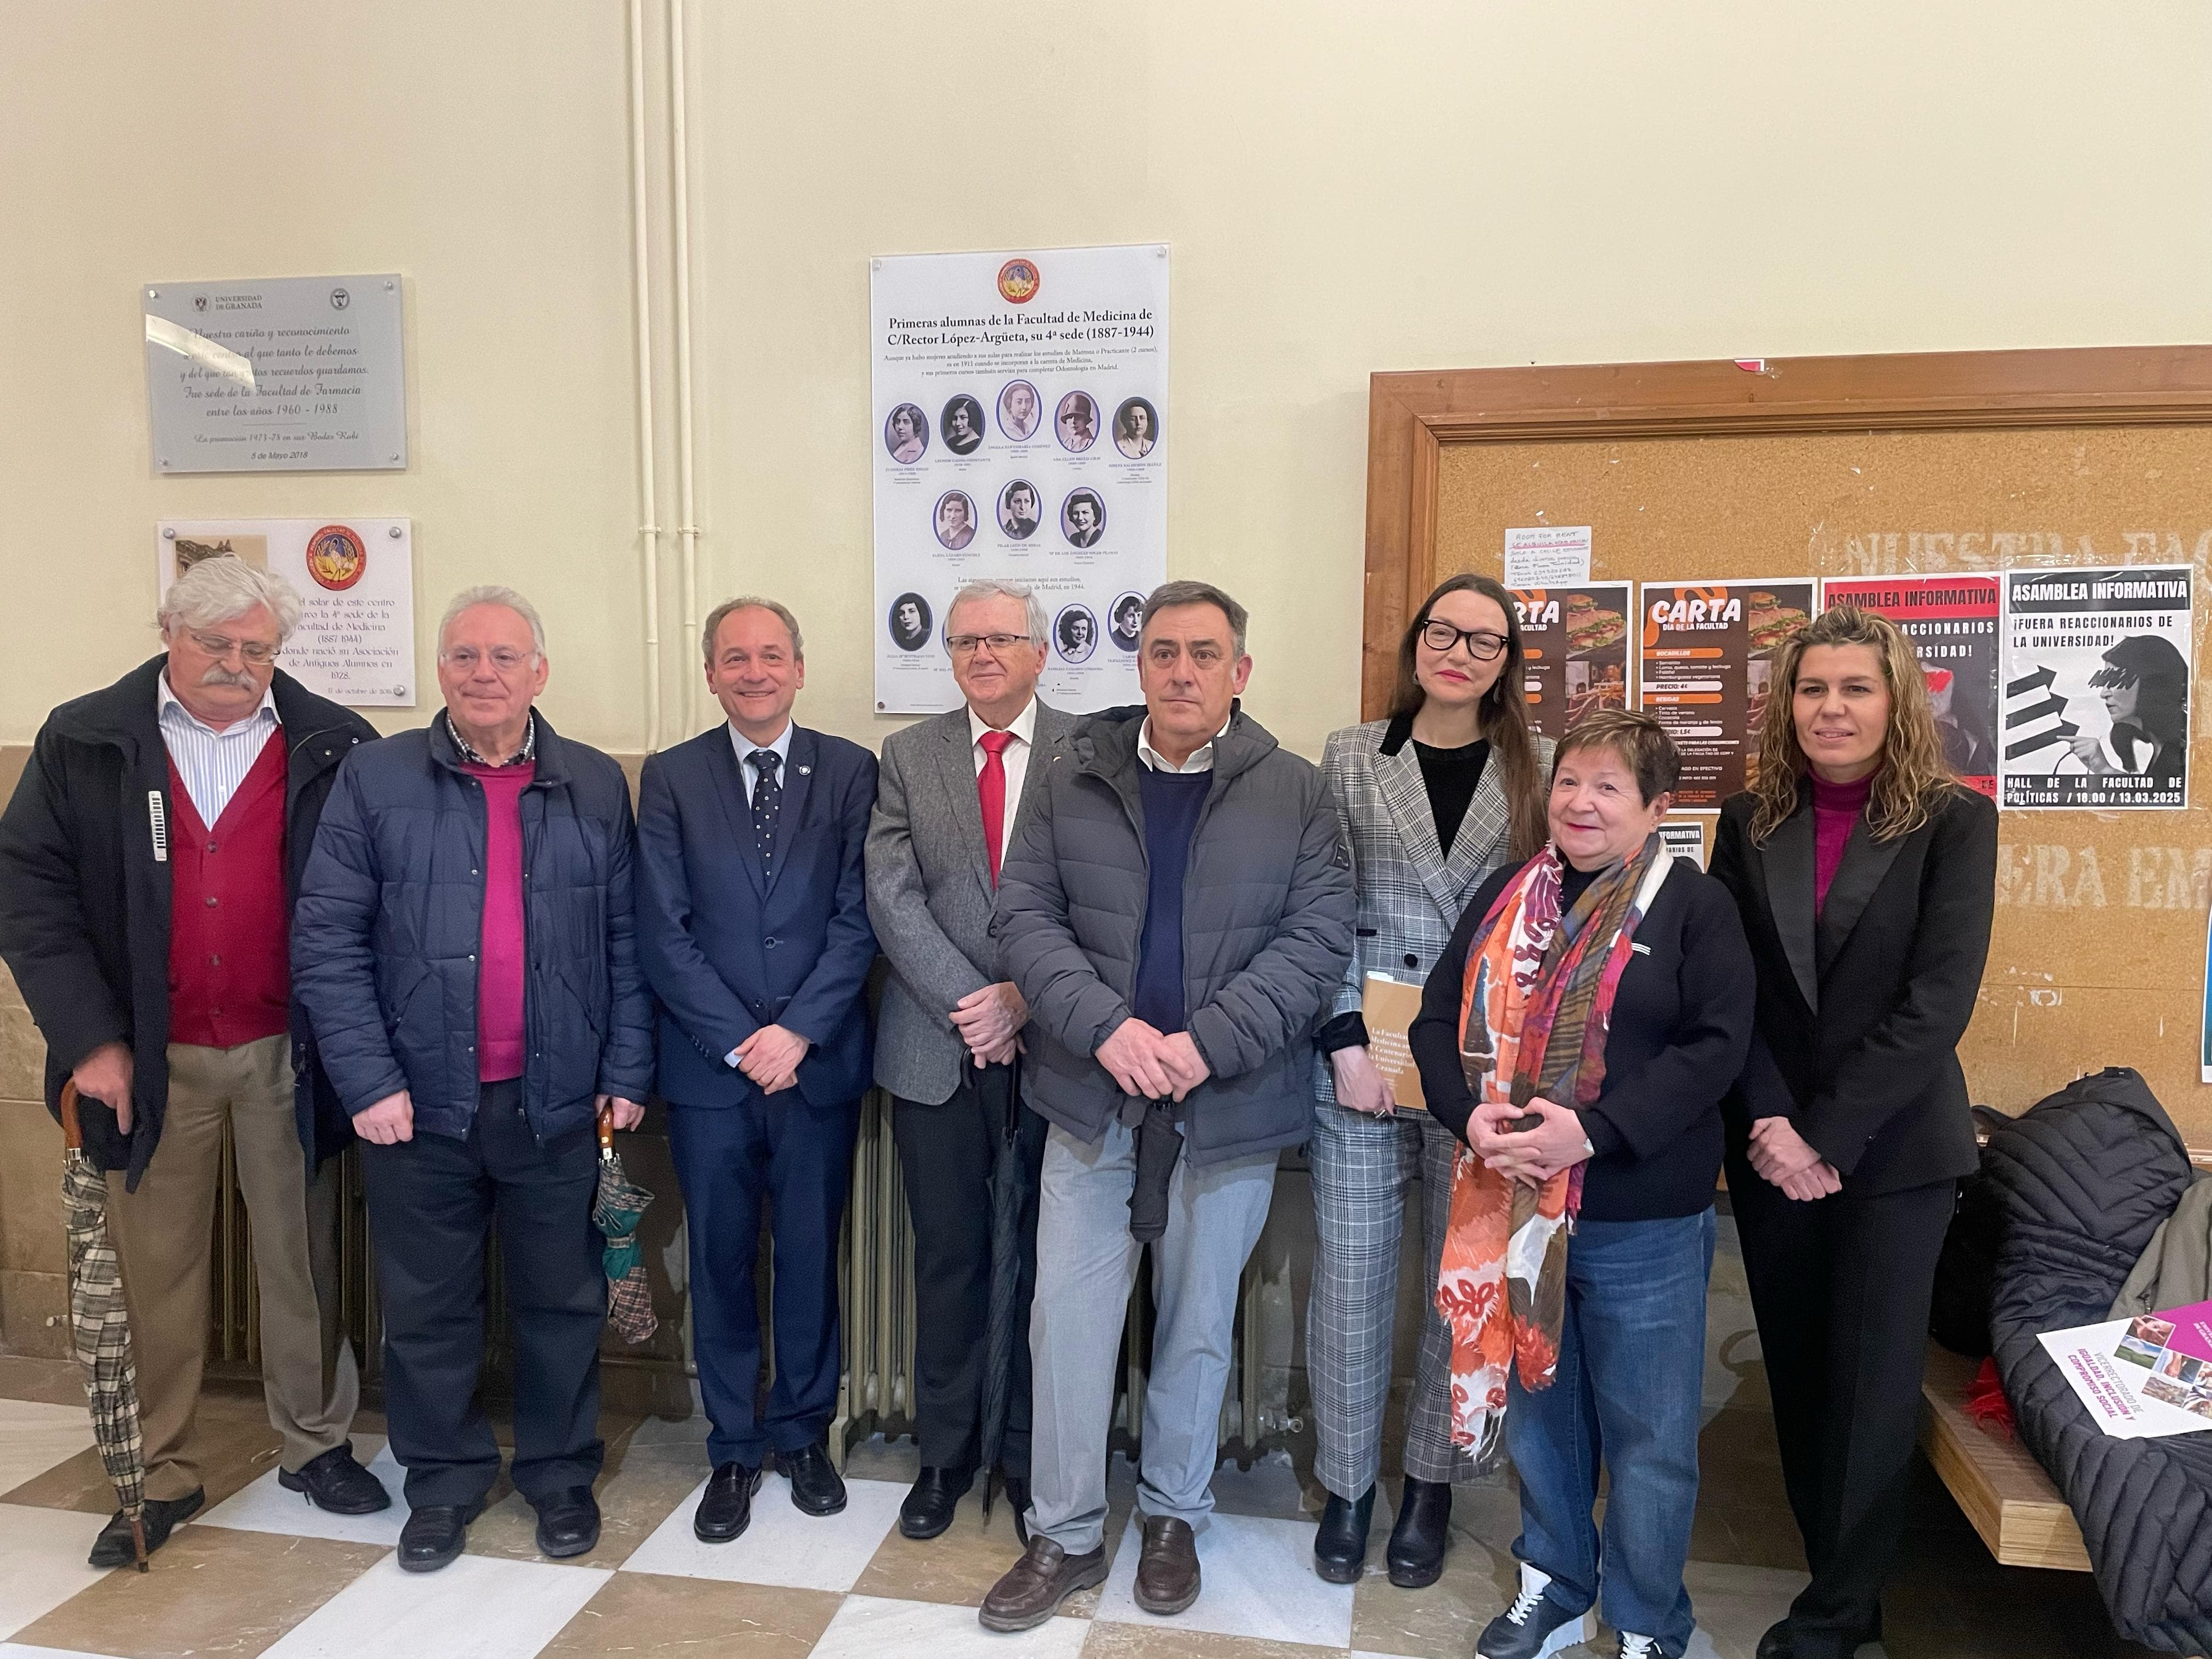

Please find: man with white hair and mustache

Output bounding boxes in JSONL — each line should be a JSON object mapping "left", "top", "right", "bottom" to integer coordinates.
{"left": 0, "top": 556, "right": 388, "bottom": 1565}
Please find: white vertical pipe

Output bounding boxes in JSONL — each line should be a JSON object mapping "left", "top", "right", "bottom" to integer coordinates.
{"left": 627, "top": 0, "right": 663, "bottom": 755}
{"left": 668, "top": 0, "right": 701, "bottom": 732}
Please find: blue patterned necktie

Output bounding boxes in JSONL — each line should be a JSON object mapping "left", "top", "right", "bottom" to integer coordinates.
{"left": 748, "top": 749, "right": 782, "bottom": 875}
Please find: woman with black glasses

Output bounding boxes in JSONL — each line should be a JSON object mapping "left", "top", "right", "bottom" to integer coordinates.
{"left": 1306, "top": 573, "right": 1551, "bottom": 1587}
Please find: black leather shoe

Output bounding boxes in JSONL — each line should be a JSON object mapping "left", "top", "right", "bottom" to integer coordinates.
{"left": 1385, "top": 1475, "right": 1451, "bottom": 1588}
{"left": 782, "top": 1441, "right": 847, "bottom": 1516}
{"left": 279, "top": 1444, "right": 392, "bottom": 1515}
{"left": 398, "top": 1498, "right": 486, "bottom": 1573}
{"left": 1003, "top": 1475, "right": 1031, "bottom": 1547}
{"left": 899, "top": 1466, "right": 973, "bottom": 1539}
{"left": 533, "top": 1485, "right": 601, "bottom": 1558}
{"left": 1312, "top": 1485, "right": 1375, "bottom": 1583}
{"left": 87, "top": 1488, "right": 203, "bottom": 1568}
{"left": 1756, "top": 1615, "right": 1880, "bottom": 1659}
{"left": 694, "top": 1462, "right": 764, "bottom": 1543}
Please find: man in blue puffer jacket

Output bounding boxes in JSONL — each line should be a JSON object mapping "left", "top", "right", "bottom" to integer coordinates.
{"left": 294, "top": 585, "right": 653, "bottom": 1574}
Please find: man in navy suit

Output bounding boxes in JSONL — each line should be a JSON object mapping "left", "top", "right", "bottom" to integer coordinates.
{"left": 636, "top": 595, "right": 878, "bottom": 1544}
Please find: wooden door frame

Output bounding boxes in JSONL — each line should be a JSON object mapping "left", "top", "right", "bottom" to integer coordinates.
{"left": 1361, "top": 346, "right": 2212, "bottom": 717}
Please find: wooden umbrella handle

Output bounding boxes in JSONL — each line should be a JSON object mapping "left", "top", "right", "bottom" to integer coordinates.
{"left": 597, "top": 1097, "right": 614, "bottom": 1156}
{"left": 60, "top": 1081, "right": 83, "bottom": 1153}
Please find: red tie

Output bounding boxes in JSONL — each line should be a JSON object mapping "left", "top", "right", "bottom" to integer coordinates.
{"left": 977, "top": 729, "right": 1015, "bottom": 887}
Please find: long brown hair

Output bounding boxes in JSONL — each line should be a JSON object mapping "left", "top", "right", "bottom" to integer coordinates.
{"left": 1747, "top": 604, "right": 1955, "bottom": 844}
{"left": 1389, "top": 573, "right": 1545, "bottom": 859}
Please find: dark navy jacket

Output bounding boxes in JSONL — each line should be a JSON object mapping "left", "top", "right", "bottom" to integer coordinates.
{"left": 636, "top": 722, "right": 877, "bottom": 1109}
{"left": 291, "top": 712, "right": 656, "bottom": 1143}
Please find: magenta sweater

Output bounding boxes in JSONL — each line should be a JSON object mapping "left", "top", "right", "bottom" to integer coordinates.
{"left": 1812, "top": 769, "right": 1875, "bottom": 915}
{"left": 464, "top": 761, "right": 535, "bottom": 1081}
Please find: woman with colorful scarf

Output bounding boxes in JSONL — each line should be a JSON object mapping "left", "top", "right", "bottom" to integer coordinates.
{"left": 1408, "top": 711, "right": 1753, "bottom": 1659}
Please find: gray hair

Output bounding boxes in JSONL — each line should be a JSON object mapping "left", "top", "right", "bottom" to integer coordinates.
{"left": 946, "top": 579, "right": 1048, "bottom": 648}
{"left": 440, "top": 585, "right": 547, "bottom": 656}
{"left": 158, "top": 557, "right": 303, "bottom": 644}
{"left": 702, "top": 595, "right": 804, "bottom": 663}
{"left": 1141, "top": 579, "right": 1249, "bottom": 657}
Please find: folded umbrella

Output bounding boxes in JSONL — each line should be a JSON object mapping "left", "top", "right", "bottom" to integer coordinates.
{"left": 593, "top": 1103, "right": 658, "bottom": 1345}
{"left": 975, "top": 1059, "right": 1029, "bottom": 1523}
{"left": 58, "top": 1082, "right": 148, "bottom": 1571}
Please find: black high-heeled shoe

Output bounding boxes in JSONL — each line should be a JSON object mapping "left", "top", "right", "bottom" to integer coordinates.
{"left": 1312, "top": 1485, "right": 1375, "bottom": 1583}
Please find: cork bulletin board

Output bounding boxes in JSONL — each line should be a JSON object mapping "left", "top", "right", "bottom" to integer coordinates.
{"left": 1363, "top": 348, "right": 2212, "bottom": 1145}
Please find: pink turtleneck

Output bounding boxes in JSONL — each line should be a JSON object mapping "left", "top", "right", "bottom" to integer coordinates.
{"left": 1812, "top": 769, "right": 1875, "bottom": 915}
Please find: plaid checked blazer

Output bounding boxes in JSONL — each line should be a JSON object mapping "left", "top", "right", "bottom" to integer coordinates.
{"left": 1312, "top": 714, "right": 1551, "bottom": 1106}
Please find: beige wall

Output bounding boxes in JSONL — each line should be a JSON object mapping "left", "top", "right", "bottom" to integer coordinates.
{"left": 5, "top": 2, "right": 2209, "bottom": 758}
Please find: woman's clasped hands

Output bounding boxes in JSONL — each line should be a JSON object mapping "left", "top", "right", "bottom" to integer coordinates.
{"left": 1470, "top": 1097, "right": 1591, "bottom": 1188}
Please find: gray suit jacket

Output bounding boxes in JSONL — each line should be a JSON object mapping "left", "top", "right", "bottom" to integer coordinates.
{"left": 1315, "top": 713, "right": 1551, "bottom": 1105}
{"left": 867, "top": 700, "right": 1077, "bottom": 1103}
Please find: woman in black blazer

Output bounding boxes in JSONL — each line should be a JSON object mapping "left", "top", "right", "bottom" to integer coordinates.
{"left": 1708, "top": 606, "right": 1997, "bottom": 1659}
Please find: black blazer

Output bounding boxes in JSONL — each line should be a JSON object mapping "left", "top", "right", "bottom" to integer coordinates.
{"left": 1709, "top": 780, "right": 1997, "bottom": 1197}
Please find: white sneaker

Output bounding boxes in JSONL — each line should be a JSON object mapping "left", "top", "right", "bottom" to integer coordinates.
{"left": 1617, "top": 1634, "right": 1664, "bottom": 1658}
{"left": 1476, "top": 1564, "right": 1582, "bottom": 1659}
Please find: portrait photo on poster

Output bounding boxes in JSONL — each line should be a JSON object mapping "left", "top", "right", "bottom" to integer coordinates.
{"left": 998, "top": 380, "right": 1041, "bottom": 442}
{"left": 998, "top": 479, "right": 1042, "bottom": 541}
{"left": 934, "top": 490, "right": 977, "bottom": 550}
{"left": 1109, "top": 590, "right": 1145, "bottom": 651}
{"left": 2001, "top": 565, "right": 2192, "bottom": 810}
{"left": 1056, "top": 390, "right": 1098, "bottom": 453}
{"left": 940, "top": 394, "right": 985, "bottom": 455}
{"left": 884, "top": 402, "right": 929, "bottom": 465}
{"left": 1114, "top": 397, "right": 1159, "bottom": 459}
{"left": 1062, "top": 488, "right": 1105, "bottom": 549}
{"left": 888, "top": 591, "right": 934, "bottom": 653}
{"left": 1056, "top": 603, "right": 1098, "bottom": 663}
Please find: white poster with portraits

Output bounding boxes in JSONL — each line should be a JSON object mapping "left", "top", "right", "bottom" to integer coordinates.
{"left": 871, "top": 244, "right": 1169, "bottom": 714}
{"left": 155, "top": 517, "right": 415, "bottom": 707}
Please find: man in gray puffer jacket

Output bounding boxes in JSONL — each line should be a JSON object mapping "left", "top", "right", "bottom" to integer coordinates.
{"left": 978, "top": 580, "right": 1353, "bottom": 1632}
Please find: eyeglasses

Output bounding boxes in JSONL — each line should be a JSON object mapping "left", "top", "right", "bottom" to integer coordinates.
{"left": 187, "top": 630, "right": 280, "bottom": 666}
{"left": 947, "top": 633, "right": 1031, "bottom": 657}
{"left": 1420, "top": 621, "right": 1508, "bottom": 661}
{"left": 441, "top": 646, "right": 537, "bottom": 674}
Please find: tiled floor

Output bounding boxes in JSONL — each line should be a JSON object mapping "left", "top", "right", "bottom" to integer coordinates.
{"left": 0, "top": 1220, "right": 2171, "bottom": 1659}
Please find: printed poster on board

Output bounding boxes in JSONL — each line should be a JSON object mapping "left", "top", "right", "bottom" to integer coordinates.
{"left": 1637, "top": 580, "right": 1814, "bottom": 809}
{"left": 156, "top": 518, "right": 415, "bottom": 707}
{"left": 1823, "top": 576, "right": 1999, "bottom": 798}
{"left": 2000, "top": 566, "right": 2191, "bottom": 810}
{"left": 871, "top": 244, "right": 1168, "bottom": 714}
{"left": 1513, "top": 584, "right": 1632, "bottom": 742}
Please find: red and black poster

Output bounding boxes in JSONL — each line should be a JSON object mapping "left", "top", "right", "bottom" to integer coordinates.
{"left": 1512, "top": 583, "right": 1633, "bottom": 742}
{"left": 1823, "top": 575, "right": 1999, "bottom": 798}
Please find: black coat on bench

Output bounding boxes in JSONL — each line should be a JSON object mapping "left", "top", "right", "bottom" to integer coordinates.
{"left": 1984, "top": 1066, "right": 2208, "bottom": 1654}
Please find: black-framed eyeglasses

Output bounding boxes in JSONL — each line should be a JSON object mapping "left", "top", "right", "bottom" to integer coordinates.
{"left": 1419, "top": 620, "right": 1508, "bottom": 661}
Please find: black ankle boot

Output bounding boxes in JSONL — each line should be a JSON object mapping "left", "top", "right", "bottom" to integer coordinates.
{"left": 1385, "top": 1475, "right": 1451, "bottom": 1588}
{"left": 1312, "top": 1485, "right": 1375, "bottom": 1583}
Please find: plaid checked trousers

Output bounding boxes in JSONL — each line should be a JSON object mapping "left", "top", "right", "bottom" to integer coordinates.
{"left": 1305, "top": 1098, "right": 1475, "bottom": 1498}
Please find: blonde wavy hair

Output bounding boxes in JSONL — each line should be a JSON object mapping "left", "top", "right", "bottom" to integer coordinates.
{"left": 1747, "top": 605, "right": 1955, "bottom": 844}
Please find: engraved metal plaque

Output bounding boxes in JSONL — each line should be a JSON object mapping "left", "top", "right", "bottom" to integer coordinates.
{"left": 143, "top": 274, "right": 406, "bottom": 473}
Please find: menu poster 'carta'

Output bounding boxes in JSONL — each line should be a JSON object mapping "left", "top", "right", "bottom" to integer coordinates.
{"left": 871, "top": 245, "right": 1169, "bottom": 715}
{"left": 1637, "top": 580, "right": 1815, "bottom": 810}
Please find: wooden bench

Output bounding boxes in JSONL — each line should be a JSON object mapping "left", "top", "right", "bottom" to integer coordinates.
{"left": 1921, "top": 1344, "right": 2091, "bottom": 1572}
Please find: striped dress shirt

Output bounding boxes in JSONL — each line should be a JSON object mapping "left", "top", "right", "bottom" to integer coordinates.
{"left": 157, "top": 676, "right": 281, "bottom": 826}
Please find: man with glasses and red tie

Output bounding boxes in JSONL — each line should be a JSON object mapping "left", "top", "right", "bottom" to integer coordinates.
{"left": 635, "top": 596, "right": 879, "bottom": 1548}
{"left": 867, "top": 580, "right": 1075, "bottom": 1543}
{"left": 0, "top": 556, "right": 386, "bottom": 1566}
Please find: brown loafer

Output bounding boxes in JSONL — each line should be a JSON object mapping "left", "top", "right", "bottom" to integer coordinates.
{"left": 1133, "top": 1514, "right": 1201, "bottom": 1615}
{"left": 979, "top": 1534, "right": 1108, "bottom": 1632}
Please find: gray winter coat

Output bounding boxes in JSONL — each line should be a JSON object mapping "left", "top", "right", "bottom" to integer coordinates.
{"left": 991, "top": 703, "right": 1354, "bottom": 1165}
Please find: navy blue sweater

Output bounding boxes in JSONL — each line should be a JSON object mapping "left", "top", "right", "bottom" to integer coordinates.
{"left": 1131, "top": 769, "right": 1210, "bottom": 1036}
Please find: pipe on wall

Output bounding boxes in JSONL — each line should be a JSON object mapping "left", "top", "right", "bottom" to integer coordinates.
{"left": 668, "top": 0, "right": 701, "bottom": 733}
{"left": 628, "top": 0, "right": 663, "bottom": 755}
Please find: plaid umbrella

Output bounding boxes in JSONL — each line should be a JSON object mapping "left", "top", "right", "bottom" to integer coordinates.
{"left": 594, "top": 1103, "right": 657, "bottom": 1345}
{"left": 975, "top": 1060, "right": 1030, "bottom": 1524}
{"left": 59, "top": 1083, "right": 148, "bottom": 1571}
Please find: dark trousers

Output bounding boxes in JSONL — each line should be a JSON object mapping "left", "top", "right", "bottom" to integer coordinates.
{"left": 359, "top": 1080, "right": 606, "bottom": 1509}
{"left": 893, "top": 1063, "right": 1048, "bottom": 1476}
{"left": 1727, "top": 1158, "right": 1957, "bottom": 1644}
{"left": 667, "top": 1093, "right": 860, "bottom": 1469}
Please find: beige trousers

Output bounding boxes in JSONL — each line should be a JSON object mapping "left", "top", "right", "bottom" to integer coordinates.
{"left": 106, "top": 1036, "right": 359, "bottom": 1499}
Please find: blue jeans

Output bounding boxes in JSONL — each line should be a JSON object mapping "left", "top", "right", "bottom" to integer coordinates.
{"left": 1506, "top": 1207, "right": 1716, "bottom": 1655}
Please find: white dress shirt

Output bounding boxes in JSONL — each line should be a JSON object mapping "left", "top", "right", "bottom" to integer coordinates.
{"left": 157, "top": 675, "right": 280, "bottom": 826}
{"left": 968, "top": 697, "right": 1038, "bottom": 871}
{"left": 1137, "top": 713, "right": 1231, "bottom": 775}
{"left": 727, "top": 719, "right": 794, "bottom": 804}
